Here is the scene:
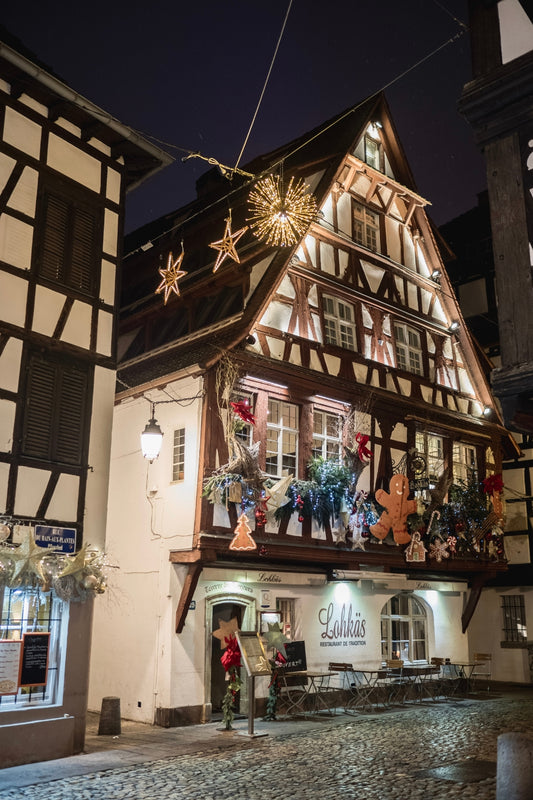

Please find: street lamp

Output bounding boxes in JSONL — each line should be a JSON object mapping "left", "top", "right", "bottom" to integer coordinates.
{"left": 141, "top": 404, "right": 163, "bottom": 462}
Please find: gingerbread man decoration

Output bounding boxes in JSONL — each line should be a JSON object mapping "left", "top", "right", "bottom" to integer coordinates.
{"left": 370, "top": 474, "right": 417, "bottom": 545}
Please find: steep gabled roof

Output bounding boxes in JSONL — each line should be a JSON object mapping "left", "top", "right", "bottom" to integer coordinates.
{"left": 120, "top": 93, "right": 419, "bottom": 381}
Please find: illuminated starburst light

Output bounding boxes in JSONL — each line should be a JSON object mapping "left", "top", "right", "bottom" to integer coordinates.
{"left": 247, "top": 175, "right": 317, "bottom": 247}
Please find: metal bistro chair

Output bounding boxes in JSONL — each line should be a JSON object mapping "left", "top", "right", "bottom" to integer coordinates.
{"left": 277, "top": 670, "right": 309, "bottom": 716}
{"left": 328, "top": 662, "right": 353, "bottom": 713}
{"left": 429, "top": 657, "right": 447, "bottom": 701}
{"left": 471, "top": 653, "right": 492, "bottom": 693}
{"left": 385, "top": 660, "right": 410, "bottom": 705}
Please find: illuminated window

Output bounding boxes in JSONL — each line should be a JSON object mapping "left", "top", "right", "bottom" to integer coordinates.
{"left": 276, "top": 597, "right": 297, "bottom": 640}
{"left": 172, "top": 428, "right": 185, "bottom": 482}
{"left": 266, "top": 400, "right": 299, "bottom": 477}
{"left": 0, "top": 588, "right": 67, "bottom": 710}
{"left": 312, "top": 411, "right": 342, "bottom": 461}
{"left": 323, "top": 295, "right": 357, "bottom": 351}
{"left": 353, "top": 201, "right": 380, "bottom": 251}
{"left": 452, "top": 442, "right": 477, "bottom": 484}
{"left": 364, "top": 135, "right": 381, "bottom": 170}
{"left": 381, "top": 594, "right": 428, "bottom": 664}
{"left": 394, "top": 323, "right": 423, "bottom": 375}
{"left": 502, "top": 596, "right": 527, "bottom": 643}
{"left": 415, "top": 431, "right": 445, "bottom": 487}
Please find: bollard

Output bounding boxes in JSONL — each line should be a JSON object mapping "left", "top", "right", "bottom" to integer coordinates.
{"left": 98, "top": 696, "right": 121, "bottom": 736}
{"left": 497, "top": 732, "right": 533, "bottom": 800}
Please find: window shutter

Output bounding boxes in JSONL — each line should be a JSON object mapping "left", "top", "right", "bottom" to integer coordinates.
{"left": 56, "top": 365, "right": 89, "bottom": 464}
{"left": 70, "top": 208, "right": 95, "bottom": 293}
{"left": 22, "top": 359, "right": 56, "bottom": 459}
{"left": 41, "top": 195, "right": 68, "bottom": 283}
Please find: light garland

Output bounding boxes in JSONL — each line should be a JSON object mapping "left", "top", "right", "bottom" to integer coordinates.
{"left": 247, "top": 175, "right": 317, "bottom": 247}
{"left": 209, "top": 212, "right": 248, "bottom": 274}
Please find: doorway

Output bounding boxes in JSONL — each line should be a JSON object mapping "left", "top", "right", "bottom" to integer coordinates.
{"left": 206, "top": 594, "right": 256, "bottom": 716}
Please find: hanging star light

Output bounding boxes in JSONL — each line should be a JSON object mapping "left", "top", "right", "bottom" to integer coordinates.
{"left": 248, "top": 175, "right": 317, "bottom": 247}
{"left": 209, "top": 213, "right": 248, "bottom": 273}
{"left": 262, "top": 621, "right": 289, "bottom": 657}
{"left": 8, "top": 531, "right": 46, "bottom": 585}
{"left": 212, "top": 617, "right": 240, "bottom": 649}
{"left": 155, "top": 248, "right": 187, "bottom": 304}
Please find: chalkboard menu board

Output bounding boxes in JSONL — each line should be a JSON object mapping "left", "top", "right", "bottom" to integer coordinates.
{"left": 19, "top": 632, "right": 50, "bottom": 687}
{"left": 283, "top": 641, "right": 307, "bottom": 672}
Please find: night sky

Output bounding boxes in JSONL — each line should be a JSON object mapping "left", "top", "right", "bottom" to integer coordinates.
{"left": 2, "top": 1, "right": 487, "bottom": 234}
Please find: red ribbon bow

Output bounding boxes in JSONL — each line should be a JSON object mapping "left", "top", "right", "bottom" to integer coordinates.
{"left": 482, "top": 474, "right": 503, "bottom": 495}
{"left": 221, "top": 635, "right": 242, "bottom": 672}
{"left": 230, "top": 400, "right": 256, "bottom": 425}
{"left": 355, "top": 433, "right": 373, "bottom": 463}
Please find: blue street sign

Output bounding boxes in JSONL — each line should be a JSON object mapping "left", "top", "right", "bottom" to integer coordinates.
{"left": 34, "top": 525, "right": 77, "bottom": 554}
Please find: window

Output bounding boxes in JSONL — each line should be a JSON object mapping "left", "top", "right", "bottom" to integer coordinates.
{"left": 232, "top": 393, "right": 254, "bottom": 447}
{"left": 21, "top": 351, "right": 90, "bottom": 466}
{"left": 364, "top": 134, "right": 381, "bottom": 170}
{"left": 0, "top": 588, "right": 67, "bottom": 710}
{"left": 323, "top": 295, "right": 357, "bottom": 351}
{"left": 266, "top": 400, "right": 299, "bottom": 477}
{"left": 312, "top": 411, "right": 343, "bottom": 461}
{"left": 502, "top": 596, "right": 527, "bottom": 643}
{"left": 452, "top": 442, "right": 477, "bottom": 484}
{"left": 415, "top": 432, "right": 445, "bottom": 487}
{"left": 394, "top": 323, "right": 423, "bottom": 375}
{"left": 276, "top": 598, "right": 296, "bottom": 640}
{"left": 353, "top": 201, "right": 380, "bottom": 251}
{"left": 172, "top": 428, "right": 185, "bottom": 482}
{"left": 37, "top": 190, "right": 99, "bottom": 295}
{"left": 381, "top": 594, "right": 427, "bottom": 663}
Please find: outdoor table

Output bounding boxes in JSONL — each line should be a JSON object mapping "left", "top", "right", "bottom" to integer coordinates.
{"left": 402, "top": 665, "right": 440, "bottom": 703}
{"left": 447, "top": 662, "right": 484, "bottom": 695}
{"left": 278, "top": 670, "right": 337, "bottom": 716}
{"left": 346, "top": 669, "right": 388, "bottom": 713}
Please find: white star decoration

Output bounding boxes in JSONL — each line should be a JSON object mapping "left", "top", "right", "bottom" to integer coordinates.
{"left": 209, "top": 215, "right": 248, "bottom": 273}
{"left": 429, "top": 538, "right": 450, "bottom": 563}
{"left": 155, "top": 250, "right": 187, "bottom": 304}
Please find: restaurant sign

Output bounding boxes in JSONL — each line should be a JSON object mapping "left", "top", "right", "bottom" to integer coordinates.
{"left": 318, "top": 602, "right": 367, "bottom": 648}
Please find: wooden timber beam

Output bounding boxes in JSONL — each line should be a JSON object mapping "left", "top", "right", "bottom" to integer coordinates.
{"left": 461, "top": 574, "right": 492, "bottom": 633}
{"left": 175, "top": 562, "right": 204, "bottom": 633}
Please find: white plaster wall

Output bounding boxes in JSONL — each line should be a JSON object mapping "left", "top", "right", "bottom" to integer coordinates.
{"left": 337, "top": 191, "right": 351, "bottom": 238}
{"left": 0, "top": 216, "right": 33, "bottom": 271}
{"left": 0, "top": 462, "right": 9, "bottom": 511}
{"left": 47, "top": 133, "right": 101, "bottom": 193}
{"left": 3, "top": 107, "right": 41, "bottom": 159}
{"left": 14, "top": 466, "right": 51, "bottom": 516}
{"left": 0, "top": 337, "right": 22, "bottom": 393}
{"left": 8, "top": 166, "right": 38, "bottom": 217}
{"left": 100, "top": 260, "right": 116, "bottom": 306}
{"left": 469, "top": 587, "right": 532, "bottom": 683}
{"left": 0, "top": 398, "right": 15, "bottom": 451}
{"left": 499, "top": 0, "right": 533, "bottom": 64}
{"left": 61, "top": 300, "right": 92, "bottom": 349}
{"left": 84, "top": 366, "right": 116, "bottom": 550}
{"left": 32, "top": 285, "right": 65, "bottom": 337}
{"left": 89, "top": 377, "right": 204, "bottom": 722}
{"left": 385, "top": 217, "right": 401, "bottom": 263}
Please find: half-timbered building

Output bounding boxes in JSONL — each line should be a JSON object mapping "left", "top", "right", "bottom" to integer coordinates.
{"left": 89, "top": 92, "right": 519, "bottom": 728}
{"left": 0, "top": 30, "right": 172, "bottom": 765}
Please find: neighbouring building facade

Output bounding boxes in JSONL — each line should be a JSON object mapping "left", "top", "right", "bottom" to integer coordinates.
{"left": 88, "top": 91, "right": 522, "bottom": 729}
{"left": 0, "top": 30, "right": 171, "bottom": 766}
{"left": 443, "top": 0, "right": 533, "bottom": 684}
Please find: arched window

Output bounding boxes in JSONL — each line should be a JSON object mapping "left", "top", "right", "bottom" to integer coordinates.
{"left": 380, "top": 593, "right": 428, "bottom": 663}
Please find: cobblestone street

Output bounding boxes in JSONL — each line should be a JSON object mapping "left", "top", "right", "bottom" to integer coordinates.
{"left": 1, "top": 691, "right": 533, "bottom": 800}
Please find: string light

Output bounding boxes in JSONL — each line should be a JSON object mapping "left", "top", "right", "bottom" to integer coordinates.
{"left": 247, "top": 175, "right": 317, "bottom": 247}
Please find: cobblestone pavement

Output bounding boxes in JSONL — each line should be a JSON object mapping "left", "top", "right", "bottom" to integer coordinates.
{"left": 1, "top": 692, "right": 533, "bottom": 800}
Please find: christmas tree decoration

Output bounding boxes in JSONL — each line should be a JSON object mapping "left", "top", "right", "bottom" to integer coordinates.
{"left": 350, "top": 526, "right": 367, "bottom": 551}
{"left": 482, "top": 473, "right": 504, "bottom": 495}
{"left": 209, "top": 213, "right": 248, "bottom": 273}
{"left": 248, "top": 175, "right": 317, "bottom": 247}
{"left": 370, "top": 474, "right": 417, "bottom": 545}
{"left": 229, "top": 513, "right": 257, "bottom": 551}
{"left": 355, "top": 432, "right": 373, "bottom": 462}
{"left": 212, "top": 616, "right": 240, "bottom": 649}
{"left": 405, "top": 531, "right": 427, "bottom": 563}
{"left": 8, "top": 531, "right": 46, "bottom": 585}
{"left": 155, "top": 248, "right": 187, "bottom": 304}
{"left": 264, "top": 474, "right": 293, "bottom": 514}
{"left": 254, "top": 494, "right": 269, "bottom": 527}
{"left": 262, "top": 622, "right": 289, "bottom": 657}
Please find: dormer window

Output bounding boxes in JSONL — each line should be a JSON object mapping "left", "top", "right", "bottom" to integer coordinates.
{"left": 353, "top": 201, "right": 380, "bottom": 252}
{"left": 323, "top": 295, "right": 357, "bottom": 351}
{"left": 394, "top": 323, "right": 423, "bottom": 376}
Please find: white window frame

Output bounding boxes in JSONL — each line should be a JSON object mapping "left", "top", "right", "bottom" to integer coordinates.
{"left": 172, "top": 428, "right": 185, "bottom": 482}
{"left": 353, "top": 201, "right": 380, "bottom": 251}
{"left": 0, "top": 587, "right": 68, "bottom": 711}
{"left": 452, "top": 441, "right": 477, "bottom": 484}
{"left": 502, "top": 595, "right": 527, "bottom": 643}
{"left": 381, "top": 594, "right": 428, "bottom": 664}
{"left": 323, "top": 295, "right": 357, "bottom": 351}
{"left": 415, "top": 431, "right": 445, "bottom": 488}
{"left": 266, "top": 399, "right": 299, "bottom": 478}
{"left": 364, "top": 134, "right": 381, "bottom": 170}
{"left": 394, "top": 323, "right": 423, "bottom": 376}
{"left": 312, "top": 410, "right": 343, "bottom": 461}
